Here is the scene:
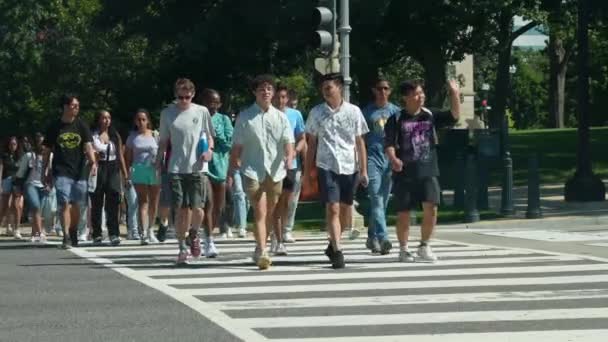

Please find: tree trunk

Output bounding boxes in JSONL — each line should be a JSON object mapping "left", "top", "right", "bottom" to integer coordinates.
{"left": 491, "top": 10, "right": 513, "bottom": 130}
{"left": 548, "top": 33, "right": 568, "bottom": 128}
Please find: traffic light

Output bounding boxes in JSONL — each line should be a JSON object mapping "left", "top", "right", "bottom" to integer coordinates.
{"left": 313, "top": 0, "right": 336, "bottom": 56}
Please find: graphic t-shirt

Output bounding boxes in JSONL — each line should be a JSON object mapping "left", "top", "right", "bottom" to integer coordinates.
{"left": 44, "top": 117, "right": 93, "bottom": 180}
{"left": 362, "top": 102, "right": 400, "bottom": 169}
{"left": 384, "top": 108, "right": 456, "bottom": 179}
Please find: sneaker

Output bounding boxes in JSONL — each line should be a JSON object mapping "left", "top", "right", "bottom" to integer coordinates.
{"left": 13, "top": 230, "right": 23, "bottom": 240}
{"left": 110, "top": 235, "right": 121, "bottom": 246}
{"left": 78, "top": 232, "right": 88, "bottom": 242}
{"left": 379, "top": 239, "right": 393, "bottom": 255}
{"left": 324, "top": 242, "right": 334, "bottom": 260}
{"left": 190, "top": 234, "right": 202, "bottom": 258}
{"left": 30, "top": 233, "right": 40, "bottom": 243}
{"left": 147, "top": 229, "right": 159, "bottom": 243}
{"left": 156, "top": 224, "right": 168, "bottom": 242}
{"left": 61, "top": 237, "right": 71, "bottom": 249}
{"left": 176, "top": 250, "right": 189, "bottom": 265}
{"left": 366, "top": 237, "right": 381, "bottom": 254}
{"left": 238, "top": 228, "right": 247, "bottom": 238}
{"left": 348, "top": 228, "right": 360, "bottom": 240}
{"left": 270, "top": 235, "right": 278, "bottom": 254}
{"left": 6, "top": 226, "right": 13, "bottom": 236}
{"left": 283, "top": 232, "right": 296, "bottom": 243}
{"left": 93, "top": 236, "right": 103, "bottom": 246}
{"left": 399, "top": 250, "right": 416, "bottom": 262}
{"left": 140, "top": 235, "right": 149, "bottom": 246}
{"left": 204, "top": 240, "right": 218, "bottom": 258}
{"left": 225, "top": 228, "right": 233, "bottom": 239}
{"left": 69, "top": 229, "right": 78, "bottom": 247}
{"left": 275, "top": 243, "right": 288, "bottom": 256}
{"left": 257, "top": 251, "right": 272, "bottom": 270}
{"left": 39, "top": 233, "right": 47, "bottom": 243}
{"left": 417, "top": 244, "right": 437, "bottom": 263}
{"left": 55, "top": 226, "right": 63, "bottom": 237}
{"left": 127, "top": 230, "right": 141, "bottom": 240}
{"left": 218, "top": 233, "right": 228, "bottom": 240}
{"left": 331, "top": 250, "right": 345, "bottom": 269}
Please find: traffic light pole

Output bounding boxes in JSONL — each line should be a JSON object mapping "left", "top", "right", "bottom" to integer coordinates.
{"left": 338, "top": 0, "right": 351, "bottom": 102}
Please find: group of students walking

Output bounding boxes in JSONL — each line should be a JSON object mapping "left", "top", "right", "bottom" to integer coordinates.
{"left": 0, "top": 72, "right": 461, "bottom": 270}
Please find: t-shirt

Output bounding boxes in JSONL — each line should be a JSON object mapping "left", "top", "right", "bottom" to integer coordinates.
{"left": 44, "top": 117, "right": 93, "bottom": 180}
{"left": 384, "top": 108, "right": 456, "bottom": 179}
{"left": 207, "top": 113, "right": 233, "bottom": 182}
{"left": 1, "top": 152, "right": 19, "bottom": 179}
{"left": 362, "top": 102, "right": 400, "bottom": 169}
{"left": 284, "top": 107, "right": 305, "bottom": 170}
{"left": 126, "top": 132, "right": 159, "bottom": 165}
{"left": 159, "top": 103, "right": 215, "bottom": 174}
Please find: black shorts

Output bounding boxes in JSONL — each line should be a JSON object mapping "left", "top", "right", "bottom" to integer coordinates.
{"left": 318, "top": 168, "right": 357, "bottom": 205}
{"left": 282, "top": 169, "right": 297, "bottom": 192}
{"left": 393, "top": 176, "right": 441, "bottom": 212}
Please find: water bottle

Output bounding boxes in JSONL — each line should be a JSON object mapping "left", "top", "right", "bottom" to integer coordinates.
{"left": 197, "top": 132, "right": 208, "bottom": 158}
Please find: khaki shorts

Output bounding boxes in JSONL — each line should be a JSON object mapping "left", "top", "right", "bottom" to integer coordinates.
{"left": 243, "top": 175, "right": 282, "bottom": 207}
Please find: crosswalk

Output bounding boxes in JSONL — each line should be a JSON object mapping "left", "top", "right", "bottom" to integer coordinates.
{"left": 68, "top": 236, "right": 608, "bottom": 341}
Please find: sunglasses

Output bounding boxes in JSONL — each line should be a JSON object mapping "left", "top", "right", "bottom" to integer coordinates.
{"left": 177, "top": 95, "right": 192, "bottom": 100}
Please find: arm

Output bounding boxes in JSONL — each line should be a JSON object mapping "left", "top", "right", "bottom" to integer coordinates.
{"left": 303, "top": 134, "right": 317, "bottom": 185}
{"left": 117, "top": 137, "right": 128, "bottom": 181}
{"left": 448, "top": 79, "right": 460, "bottom": 120}
{"left": 84, "top": 142, "right": 98, "bottom": 175}
{"left": 224, "top": 115, "right": 234, "bottom": 149}
{"left": 384, "top": 115, "right": 403, "bottom": 172}
{"left": 356, "top": 135, "right": 368, "bottom": 186}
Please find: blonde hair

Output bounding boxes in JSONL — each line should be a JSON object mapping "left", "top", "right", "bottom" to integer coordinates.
{"left": 174, "top": 78, "right": 196, "bottom": 94}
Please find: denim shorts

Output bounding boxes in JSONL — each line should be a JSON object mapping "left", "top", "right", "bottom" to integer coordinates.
{"left": 54, "top": 176, "right": 88, "bottom": 208}
{"left": 24, "top": 184, "right": 48, "bottom": 210}
{"left": 1, "top": 177, "right": 14, "bottom": 194}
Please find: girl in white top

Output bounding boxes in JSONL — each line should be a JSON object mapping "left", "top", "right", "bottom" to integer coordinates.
{"left": 16, "top": 135, "right": 48, "bottom": 241}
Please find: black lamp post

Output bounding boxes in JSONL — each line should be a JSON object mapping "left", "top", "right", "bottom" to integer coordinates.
{"left": 499, "top": 66, "right": 516, "bottom": 216}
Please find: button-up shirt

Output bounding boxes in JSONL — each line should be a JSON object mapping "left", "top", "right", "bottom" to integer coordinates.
{"left": 233, "top": 103, "right": 294, "bottom": 182}
{"left": 306, "top": 101, "right": 369, "bottom": 175}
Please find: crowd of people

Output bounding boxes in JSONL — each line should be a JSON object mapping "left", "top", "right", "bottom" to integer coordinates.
{"left": 0, "top": 72, "right": 460, "bottom": 270}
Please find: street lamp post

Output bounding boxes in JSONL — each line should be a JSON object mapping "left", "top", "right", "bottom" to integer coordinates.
{"left": 338, "top": 0, "right": 351, "bottom": 102}
{"left": 500, "top": 65, "right": 516, "bottom": 216}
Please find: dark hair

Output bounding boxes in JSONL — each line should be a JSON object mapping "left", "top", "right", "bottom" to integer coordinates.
{"left": 287, "top": 89, "right": 298, "bottom": 100}
{"left": 373, "top": 75, "right": 390, "bottom": 87}
{"left": 92, "top": 110, "right": 122, "bottom": 148}
{"left": 59, "top": 93, "right": 78, "bottom": 109}
{"left": 250, "top": 74, "right": 276, "bottom": 92}
{"left": 319, "top": 72, "right": 344, "bottom": 88}
{"left": 4, "top": 136, "right": 22, "bottom": 159}
{"left": 133, "top": 108, "right": 153, "bottom": 131}
{"left": 201, "top": 88, "right": 220, "bottom": 103}
{"left": 399, "top": 80, "right": 423, "bottom": 96}
{"left": 275, "top": 83, "right": 289, "bottom": 94}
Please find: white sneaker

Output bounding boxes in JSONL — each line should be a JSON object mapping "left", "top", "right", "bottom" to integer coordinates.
{"left": 140, "top": 235, "right": 149, "bottom": 245}
{"left": 31, "top": 234, "right": 40, "bottom": 243}
{"left": 399, "top": 250, "right": 416, "bottom": 263}
{"left": 417, "top": 244, "right": 437, "bottom": 263}
{"left": 283, "top": 232, "right": 296, "bottom": 243}
{"left": 204, "top": 240, "right": 219, "bottom": 258}
{"left": 78, "top": 232, "right": 88, "bottom": 242}
{"left": 147, "top": 229, "right": 159, "bottom": 243}
{"left": 13, "top": 230, "right": 23, "bottom": 240}
{"left": 238, "top": 228, "right": 247, "bottom": 238}
{"left": 348, "top": 228, "right": 360, "bottom": 240}
{"left": 225, "top": 228, "right": 233, "bottom": 239}
{"left": 275, "top": 242, "right": 288, "bottom": 256}
{"left": 270, "top": 236, "right": 278, "bottom": 254}
{"left": 39, "top": 233, "right": 47, "bottom": 243}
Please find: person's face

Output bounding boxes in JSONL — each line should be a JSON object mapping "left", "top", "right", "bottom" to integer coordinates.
{"left": 254, "top": 82, "right": 274, "bottom": 107}
{"left": 64, "top": 98, "right": 80, "bottom": 116}
{"left": 99, "top": 111, "right": 111, "bottom": 129}
{"left": 206, "top": 93, "right": 222, "bottom": 114}
{"left": 321, "top": 80, "right": 342, "bottom": 102}
{"left": 134, "top": 112, "right": 149, "bottom": 131}
{"left": 288, "top": 97, "right": 298, "bottom": 109}
{"left": 175, "top": 89, "right": 194, "bottom": 110}
{"left": 402, "top": 86, "right": 425, "bottom": 111}
{"left": 22, "top": 138, "right": 31, "bottom": 152}
{"left": 372, "top": 81, "right": 391, "bottom": 103}
{"left": 273, "top": 90, "right": 289, "bottom": 110}
{"left": 35, "top": 135, "right": 44, "bottom": 146}
{"left": 8, "top": 138, "right": 17, "bottom": 152}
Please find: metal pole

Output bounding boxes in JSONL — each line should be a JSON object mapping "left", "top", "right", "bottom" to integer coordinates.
{"left": 339, "top": 0, "right": 351, "bottom": 102}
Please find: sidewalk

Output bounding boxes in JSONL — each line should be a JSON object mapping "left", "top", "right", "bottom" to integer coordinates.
{"left": 437, "top": 180, "right": 608, "bottom": 229}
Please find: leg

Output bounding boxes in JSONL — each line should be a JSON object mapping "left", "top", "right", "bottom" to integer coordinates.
{"left": 90, "top": 189, "right": 104, "bottom": 239}
{"left": 420, "top": 202, "right": 438, "bottom": 242}
{"left": 326, "top": 202, "right": 341, "bottom": 250}
{"left": 11, "top": 192, "right": 23, "bottom": 233}
{"left": 232, "top": 171, "right": 248, "bottom": 236}
{"left": 105, "top": 190, "right": 121, "bottom": 238}
{"left": 134, "top": 184, "right": 149, "bottom": 238}
{"left": 283, "top": 169, "right": 302, "bottom": 241}
{"left": 147, "top": 184, "right": 161, "bottom": 236}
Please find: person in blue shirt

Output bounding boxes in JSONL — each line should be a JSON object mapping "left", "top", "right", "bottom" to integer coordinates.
{"left": 362, "top": 76, "right": 400, "bottom": 255}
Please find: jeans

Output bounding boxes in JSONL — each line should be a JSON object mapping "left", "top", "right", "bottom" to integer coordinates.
{"left": 231, "top": 171, "right": 249, "bottom": 229}
{"left": 367, "top": 160, "right": 392, "bottom": 241}
{"left": 283, "top": 169, "right": 302, "bottom": 233}
{"left": 24, "top": 184, "right": 46, "bottom": 211}
{"left": 125, "top": 183, "right": 138, "bottom": 233}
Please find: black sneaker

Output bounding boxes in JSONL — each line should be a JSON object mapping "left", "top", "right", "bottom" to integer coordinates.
{"left": 110, "top": 235, "right": 121, "bottom": 246}
{"left": 156, "top": 224, "right": 168, "bottom": 243}
{"left": 61, "top": 237, "right": 71, "bottom": 249}
{"left": 379, "top": 239, "right": 393, "bottom": 255}
{"left": 324, "top": 242, "right": 334, "bottom": 260}
{"left": 92, "top": 236, "right": 103, "bottom": 246}
{"left": 366, "top": 237, "right": 381, "bottom": 254}
{"left": 331, "top": 250, "right": 345, "bottom": 269}
{"left": 69, "top": 229, "right": 78, "bottom": 247}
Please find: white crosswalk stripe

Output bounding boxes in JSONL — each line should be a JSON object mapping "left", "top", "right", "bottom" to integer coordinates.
{"left": 69, "top": 237, "right": 608, "bottom": 341}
